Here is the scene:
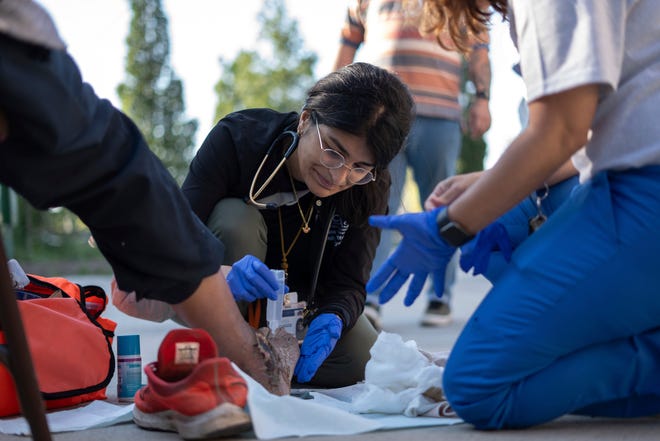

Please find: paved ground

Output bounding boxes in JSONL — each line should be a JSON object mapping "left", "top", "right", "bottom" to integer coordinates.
{"left": 2, "top": 272, "right": 659, "bottom": 440}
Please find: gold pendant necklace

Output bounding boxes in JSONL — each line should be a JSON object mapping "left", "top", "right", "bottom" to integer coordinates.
{"left": 278, "top": 200, "right": 315, "bottom": 278}
{"left": 288, "top": 170, "right": 313, "bottom": 234}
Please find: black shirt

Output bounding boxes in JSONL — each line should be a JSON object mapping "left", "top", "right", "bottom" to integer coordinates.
{"left": 182, "top": 109, "right": 388, "bottom": 329}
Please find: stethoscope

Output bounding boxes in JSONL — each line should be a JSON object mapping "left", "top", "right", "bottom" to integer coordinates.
{"left": 247, "top": 130, "right": 300, "bottom": 209}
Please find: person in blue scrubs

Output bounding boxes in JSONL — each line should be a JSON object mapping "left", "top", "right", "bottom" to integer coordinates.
{"left": 368, "top": 0, "right": 660, "bottom": 430}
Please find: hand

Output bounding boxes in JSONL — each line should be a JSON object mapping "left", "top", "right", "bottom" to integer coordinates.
{"left": 367, "top": 207, "right": 457, "bottom": 306}
{"left": 467, "top": 98, "right": 491, "bottom": 138}
{"left": 294, "top": 313, "right": 342, "bottom": 383}
{"left": 424, "top": 172, "right": 482, "bottom": 211}
{"left": 226, "top": 255, "right": 284, "bottom": 302}
{"left": 459, "top": 222, "right": 513, "bottom": 276}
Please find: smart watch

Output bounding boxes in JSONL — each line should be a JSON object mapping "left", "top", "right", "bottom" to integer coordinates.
{"left": 435, "top": 208, "right": 474, "bottom": 247}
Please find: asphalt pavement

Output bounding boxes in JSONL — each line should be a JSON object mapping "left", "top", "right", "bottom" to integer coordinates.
{"left": 1, "top": 272, "right": 659, "bottom": 440}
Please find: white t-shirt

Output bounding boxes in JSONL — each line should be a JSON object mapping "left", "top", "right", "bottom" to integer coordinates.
{"left": 509, "top": 0, "right": 660, "bottom": 182}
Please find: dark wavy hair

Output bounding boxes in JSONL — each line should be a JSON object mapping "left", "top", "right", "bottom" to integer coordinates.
{"left": 302, "top": 62, "right": 414, "bottom": 224}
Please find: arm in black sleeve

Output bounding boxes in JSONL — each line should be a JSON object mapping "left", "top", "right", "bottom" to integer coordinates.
{"left": 0, "top": 36, "right": 222, "bottom": 303}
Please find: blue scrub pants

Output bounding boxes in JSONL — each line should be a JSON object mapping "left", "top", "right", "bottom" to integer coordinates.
{"left": 444, "top": 167, "right": 660, "bottom": 429}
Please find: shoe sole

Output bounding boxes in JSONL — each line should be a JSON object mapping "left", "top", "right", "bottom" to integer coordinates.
{"left": 420, "top": 314, "right": 452, "bottom": 327}
{"left": 133, "top": 402, "right": 252, "bottom": 440}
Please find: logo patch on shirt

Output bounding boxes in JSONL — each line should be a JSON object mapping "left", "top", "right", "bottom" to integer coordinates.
{"left": 327, "top": 215, "right": 349, "bottom": 247}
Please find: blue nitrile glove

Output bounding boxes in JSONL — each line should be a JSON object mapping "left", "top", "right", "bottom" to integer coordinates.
{"left": 226, "top": 255, "right": 285, "bottom": 302}
{"left": 459, "top": 222, "right": 513, "bottom": 276}
{"left": 294, "top": 313, "right": 342, "bottom": 383}
{"left": 367, "top": 207, "right": 457, "bottom": 307}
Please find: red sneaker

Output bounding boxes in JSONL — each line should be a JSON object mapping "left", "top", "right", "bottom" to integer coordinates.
{"left": 133, "top": 329, "right": 251, "bottom": 439}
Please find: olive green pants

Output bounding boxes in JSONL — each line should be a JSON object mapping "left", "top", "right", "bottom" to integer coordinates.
{"left": 207, "top": 198, "right": 377, "bottom": 387}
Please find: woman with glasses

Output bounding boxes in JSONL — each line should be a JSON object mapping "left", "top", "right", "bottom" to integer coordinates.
{"left": 181, "top": 62, "right": 414, "bottom": 387}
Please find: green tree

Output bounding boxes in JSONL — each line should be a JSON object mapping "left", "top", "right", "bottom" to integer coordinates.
{"left": 118, "top": 0, "right": 197, "bottom": 184}
{"left": 214, "top": 0, "right": 317, "bottom": 120}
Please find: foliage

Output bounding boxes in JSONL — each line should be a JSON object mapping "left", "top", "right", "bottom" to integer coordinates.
{"left": 457, "top": 131, "right": 487, "bottom": 173}
{"left": 9, "top": 199, "right": 108, "bottom": 273}
{"left": 2, "top": 164, "right": 103, "bottom": 269}
{"left": 7, "top": 0, "right": 319, "bottom": 269}
{"left": 457, "top": 58, "right": 487, "bottom": 174}
{"left": 214, "top": 0, "right": 317, "bottom": 120}
{"left": 7, "top": 0, "right": 197, "bottom": 269}
{"left": 117, "top": 0, "right": 197, "bottom": 184}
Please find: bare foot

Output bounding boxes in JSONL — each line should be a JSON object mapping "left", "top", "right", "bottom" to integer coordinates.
{"left": 248, "top": 327, "right": 299, "bottom": 396}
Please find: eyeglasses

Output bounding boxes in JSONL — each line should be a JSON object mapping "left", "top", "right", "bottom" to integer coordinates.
{"left": 315, "top": 120, "right": 376, "bottom": 185}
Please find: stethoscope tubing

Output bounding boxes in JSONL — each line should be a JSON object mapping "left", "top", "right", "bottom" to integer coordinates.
{"left": 247, "top": 130, "right": 300, "bottom": 209}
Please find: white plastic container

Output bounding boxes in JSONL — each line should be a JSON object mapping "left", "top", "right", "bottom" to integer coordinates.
{"left": 266, "top": 270, "right": 286, "bottom": 331}
{"left": 7, "top": 259, "right": 29, "bottom": 289}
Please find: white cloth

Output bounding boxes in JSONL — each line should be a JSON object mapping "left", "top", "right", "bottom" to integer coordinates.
{"left": 0, "top": 382, "right": 460, "bottom": 439}
{"left": 350, "top": 332, "right": 455, "bottom": 417}
{"left": 0, "top": 333, "right": 462, "bottom": 438}
{"left": 239, "top": 363, "right": 461, "bottom": 439}
{"left": 510, "top": 0, "right": 660, "bottom": 182}
{"left": 240, "top": 331, "right": 461, "bottom": 439}
{"left": 0, "top": 401, "right": 134, "bottom": 435}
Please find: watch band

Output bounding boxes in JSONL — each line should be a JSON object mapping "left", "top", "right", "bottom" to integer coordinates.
{"left": 435, "top": 209, "right": 474, "bottom": 247}
{"left": 475, "top": 90, "right": 490, "bottom": 101}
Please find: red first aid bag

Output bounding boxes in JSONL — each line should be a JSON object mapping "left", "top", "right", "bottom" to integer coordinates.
{"left": 0, "top": 274, "right": 117, "bottom": 417}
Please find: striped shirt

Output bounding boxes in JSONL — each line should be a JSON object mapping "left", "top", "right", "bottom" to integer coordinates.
{"left": 339, "top": 0, "right": 487, "bottom": 121}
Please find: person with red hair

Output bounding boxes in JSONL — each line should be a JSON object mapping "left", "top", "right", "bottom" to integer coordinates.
{"left": 370, "top": 0, "right": 660, "bottom": 429}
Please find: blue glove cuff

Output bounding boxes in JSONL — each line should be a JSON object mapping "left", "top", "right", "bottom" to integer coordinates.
{"left": 312, "top": 313, "right": 343, "bottom": 337}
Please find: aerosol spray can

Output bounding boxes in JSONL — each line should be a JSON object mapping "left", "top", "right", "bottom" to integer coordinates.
{"left": 266, "top": 270, "right": 286, "bottom": 331}
{"left": 117, "top": 334, "right": 142, "bottom": 402}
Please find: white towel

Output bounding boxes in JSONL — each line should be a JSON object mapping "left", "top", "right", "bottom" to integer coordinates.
{"left": 351, "top": 332, "right": 456, "bottom": 417}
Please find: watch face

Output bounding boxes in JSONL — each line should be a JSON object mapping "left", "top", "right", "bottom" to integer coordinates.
{"left": 436, "top": 209, "right": 473, "bottom": 247}
{"left": 440, "top": 223, "right": 467, "bottom": 247}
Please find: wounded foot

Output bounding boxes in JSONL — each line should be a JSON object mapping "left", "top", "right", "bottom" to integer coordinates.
{"left": 253, "top": 327, "right": 299, "bottom": 396}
